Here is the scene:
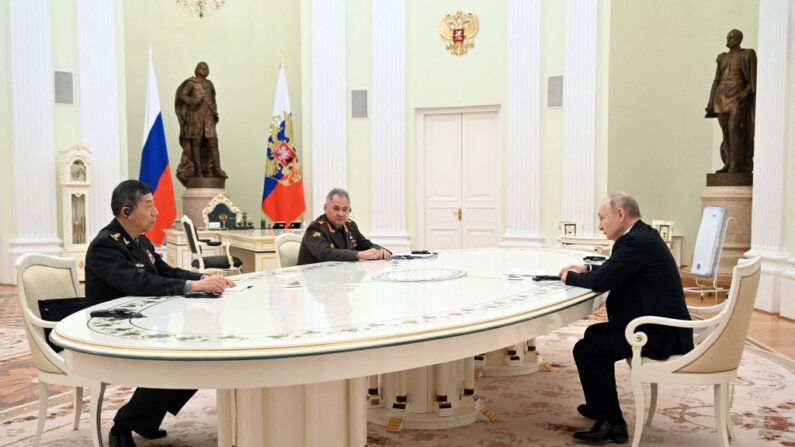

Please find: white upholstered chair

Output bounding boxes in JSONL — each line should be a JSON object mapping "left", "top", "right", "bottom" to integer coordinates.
{"left": 15, "top": 253, "right": 105, "bottom": 447}
{"left": 181, "top": 215, "right": 243, "bottom": 275}
{"left": 275, "top": 232, "right": 303, "bottom": 268}
{"left": 624, "top": 256, "right": 761, "bottom": 447}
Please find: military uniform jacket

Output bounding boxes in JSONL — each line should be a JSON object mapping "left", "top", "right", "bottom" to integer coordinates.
{"left": 296, "top": 214, "right": 388, "bottom": 265}
{"left": 85, "top": 219, "right": 202, "bottom": 306}
{"left": 565, "top": 220, "right": 694, "bottom": 360}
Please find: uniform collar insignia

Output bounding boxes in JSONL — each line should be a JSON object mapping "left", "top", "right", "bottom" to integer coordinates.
{"left": 123, "top": 237, "right": 130, "bottom": 246}
{"left": 312, "top": 231, "right": 322, "bottom": 237}
{"left": 110, "top": 232, "right": 121, "bottom": 241}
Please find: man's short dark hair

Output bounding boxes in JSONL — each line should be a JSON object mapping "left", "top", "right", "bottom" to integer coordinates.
{"left": 111, "top": 180, "right": 152, "bottom": 216}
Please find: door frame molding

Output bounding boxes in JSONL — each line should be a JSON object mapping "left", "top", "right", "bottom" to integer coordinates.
{"left": 413, "top": 104, "right": 501, "bottom": 249}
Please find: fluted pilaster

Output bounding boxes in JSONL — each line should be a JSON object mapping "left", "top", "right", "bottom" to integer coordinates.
{"left": 369, "top": 0, "right": 410, "bottom": 252}
{"left": 77, "top": 0, "right": 122, "bottom": 238}
{"left": 561, "top": 0, "right": 598, "bottom": 236}
{"left": 748, "top": 0, "right": 793, "bottom": 315}
{"left": 501, "top": 0, "right": 544, "bottom": 247}
{"left": 7, "top": 0, "right": 62, "bottom": 283}
{"left": 311, "top": 0, "right": 347, "bottom": 215}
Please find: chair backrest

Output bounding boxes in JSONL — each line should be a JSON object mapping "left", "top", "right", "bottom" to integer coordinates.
{"left": 15, "top": 253, "right": 81, "bottom": 375}
{"left": 181, "top": 215, "right": 202, "bottom": 256}
{"left": 676, "top": 257, "right": 761, "bottom": 374}
{"left": 275, "top": 233, "right": 303, "bottom": 268}
{"left": 690, "top": 207, "right": 727, "bottom": 277}
{"left": 202, "top": 194, "right": 241, "bottom": 229}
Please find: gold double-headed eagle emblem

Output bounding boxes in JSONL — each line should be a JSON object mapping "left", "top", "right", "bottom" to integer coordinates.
{"left": 439, "top": 10, "right": 479, "bottom": 56}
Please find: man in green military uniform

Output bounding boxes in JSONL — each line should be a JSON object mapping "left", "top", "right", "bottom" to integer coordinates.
{"left": 297, "top": 188, "right": 391, "bottom": 265}
{"left": 85, "top": 179, "right": 234, "bottom": 447}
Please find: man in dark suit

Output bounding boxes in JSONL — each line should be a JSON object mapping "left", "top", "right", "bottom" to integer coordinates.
{"left": 297, "top": 188, "right": 391, "bottom": 265}
{"left": 85, "top": 180, "right": 234, "bottom": 447}
{"left": 559, "top": 192, "right": 693, "bottom": 444}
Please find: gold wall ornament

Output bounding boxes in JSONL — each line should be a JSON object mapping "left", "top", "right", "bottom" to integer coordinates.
{"left": 176, "top": 0, "right": 225, "bottom": 18}
{"left": 439, "top": 10, "right": 479, "bottom": 56}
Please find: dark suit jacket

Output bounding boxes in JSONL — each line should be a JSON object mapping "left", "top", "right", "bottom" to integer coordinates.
{"left": 85, "top": 219, "right": 202, "bottom": 306}
{"left": 565, "top": 220, "right": 694, "bottom": 359}
{"left": 296, "top": 214, "right": 388, "bottom": 265}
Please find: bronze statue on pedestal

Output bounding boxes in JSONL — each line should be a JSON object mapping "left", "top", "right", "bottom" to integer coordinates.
{"left": 705, "top": 29, "right": 756, "bottom": 174}
{"left": 175, "top": 62, "right": 227, "bottom": 187}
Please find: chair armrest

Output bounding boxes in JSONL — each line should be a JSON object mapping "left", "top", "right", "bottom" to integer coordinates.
{"left": 26, "top": 309, "right": 58, "bottom": 329}
{"left": 624, "top": 314, "right": 721, "bottom": 348}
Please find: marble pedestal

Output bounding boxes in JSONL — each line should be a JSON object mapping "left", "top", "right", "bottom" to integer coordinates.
{"left": 700, "top": 186, "right": 752, "bottom": 276}
{"left": 182, "top": 188, "right": 226, "bottom": 229}
{"left": 367, "top": 359, "right": 483, "bottom": 430}
{"left": 478, "top": 339, "right": 542, "bottom": 377}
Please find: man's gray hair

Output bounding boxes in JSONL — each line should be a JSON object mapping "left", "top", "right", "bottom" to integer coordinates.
{"left": 606, "top": 192, "right": 641, "bottom": 218}
{"left": 325, "top": 187, "right": 350, "bottom": 204}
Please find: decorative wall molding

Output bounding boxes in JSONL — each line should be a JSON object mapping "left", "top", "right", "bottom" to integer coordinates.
{"left": 310, "top": 0, "right": 347, "bottom": 216}
{"left": 561, "top": 0, "right": 598, "bottom": 237}
{"left": 77, "top": 0, "right": 123, "bottom": 239}
{"left": 7, "top": 0, "right": 62, "bottom": 283}
{"left": 500, "top": 0, "right": 545, "bottom": 248}
{"left": 747, "top": 0, "right": 792, "bottom": 315}
{"left": 369, "top": 0, "right": 410, "bottom": 252}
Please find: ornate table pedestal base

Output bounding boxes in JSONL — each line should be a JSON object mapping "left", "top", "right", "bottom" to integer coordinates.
{"left": 478, "top": 338, "right": 543, "bottom": 377}
{"left": 182, "top": 187, "right": 226, "bottom": 230}
{"left": 217, "top": 378, "right": 367, "bottom": 447}
{"left": 367, "top": 358, "right": 484, "bottom": 430}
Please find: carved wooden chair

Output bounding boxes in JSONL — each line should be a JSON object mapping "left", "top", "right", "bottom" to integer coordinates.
{"left": 624, "top": 257, "right": 761, "bottom": 447}
{"left": 15, "top": 253, "right": 105, "bottom": 446}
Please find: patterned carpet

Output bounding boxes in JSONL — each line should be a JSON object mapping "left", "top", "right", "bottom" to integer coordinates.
{"left": 1, "top": 319, "right": 793, "bottom": 446}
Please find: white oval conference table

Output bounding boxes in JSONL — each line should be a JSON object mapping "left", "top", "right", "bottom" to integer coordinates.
{"left": 52, "top": 248, "right": 603, "bottom": 447}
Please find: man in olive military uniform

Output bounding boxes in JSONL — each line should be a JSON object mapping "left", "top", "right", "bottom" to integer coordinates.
{"left": 297, "top": 188, "right": 391, "bottom": 265}
{"left": 85, "top": 180, "right": 234, "bottom": 447}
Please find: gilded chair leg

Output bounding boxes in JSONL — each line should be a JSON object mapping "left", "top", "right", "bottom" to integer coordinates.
{"left": 631, "top": 378, "right": 644, "bottom": 447}
{"left": 34, "top": 381, "right": 48, "bottom": 446}
{"left": 90, "top": 382, "right": 106, "bottom": 447}
{"left": 714, "top": 383, "right": 730, "bottom": 447}
{"left": 645, "top": 383, "right": 657, "bottom": 426}
{"left": 73, "top": 386, "right": 84, "bottom": 429}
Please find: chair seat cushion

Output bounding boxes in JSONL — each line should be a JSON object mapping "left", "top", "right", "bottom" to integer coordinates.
{"left": 200, "top": 239, "right": 223, "bottom": 247}
{"left": 192, "top": 256, "right": 243, "bottom": 269}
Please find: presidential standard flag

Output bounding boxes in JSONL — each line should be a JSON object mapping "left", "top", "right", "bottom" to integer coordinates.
{"left": 139, "top": 48, "right": 176, "bottom": 246}
{"left": 261, "top": 63, "right": 306, "bottom": 223}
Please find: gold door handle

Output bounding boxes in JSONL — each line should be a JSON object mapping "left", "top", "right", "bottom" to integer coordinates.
{"left": 453, "top": 208, "right": 462, "bottom": 221}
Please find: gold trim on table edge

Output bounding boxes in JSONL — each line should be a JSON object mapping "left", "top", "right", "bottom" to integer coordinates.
{"left": 54, "top": 291, "right": 599, "bottom": 358}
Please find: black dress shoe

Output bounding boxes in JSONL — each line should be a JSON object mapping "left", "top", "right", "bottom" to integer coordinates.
{"left": 573, "top": 420, "right": 628, "bottom": 444}
{"left": 133, "top": 427, "right": 167, "bottom": 439}
{"left": 108, "top": 427, "right": 137, "bottom": 447}
{"left": 577, "top": 404, "right": 598, "bottom": 420}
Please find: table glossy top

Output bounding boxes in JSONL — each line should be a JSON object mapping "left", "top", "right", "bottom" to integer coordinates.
{"left": 53, "top": 248, "right": 599, "bottom": 360}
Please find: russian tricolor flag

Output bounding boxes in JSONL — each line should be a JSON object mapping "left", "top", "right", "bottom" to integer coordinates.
{"left": 139, "top": 48, "right": 176, "bottom": 246}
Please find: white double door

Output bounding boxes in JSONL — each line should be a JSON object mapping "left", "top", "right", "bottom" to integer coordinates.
{"left": 421, "top": 110, "right": 501, "bottom": 250}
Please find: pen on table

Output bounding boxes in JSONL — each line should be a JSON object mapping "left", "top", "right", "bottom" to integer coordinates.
{"left": 244, "top": 285, "right": 253, "bottom": 290}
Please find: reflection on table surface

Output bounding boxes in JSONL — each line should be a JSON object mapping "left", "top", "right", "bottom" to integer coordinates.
{"left": 54, "top": 248, "right": 599, "bottom": 359}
